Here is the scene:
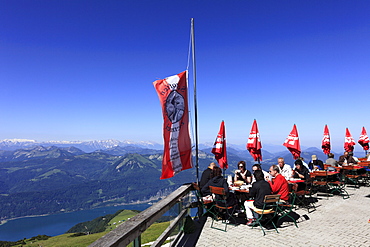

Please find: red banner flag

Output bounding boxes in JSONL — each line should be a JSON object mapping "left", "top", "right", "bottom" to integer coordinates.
{"left": 344, "top": 128, "right": 356, "bottom": 152}
{"left": 246, "top": 119, "right": 262, "bottom": 161}
{"left": 321, "top": 124, "right": 331, "bottom": 155}
{"left": 283, "top": 124, "right": 301, "bottom": 159}
{"left": 211, "top": 121, "right": 228, "bottom": 169}
{"left": 153, "top": 71, "right": 192, "bottom": 179}
{"left": 358, "top": 126, "right": 369, "bottom": 151}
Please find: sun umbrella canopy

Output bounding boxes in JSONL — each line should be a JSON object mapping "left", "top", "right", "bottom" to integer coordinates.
{"left": 358, "top": 126, "right": 369, "bottom": 151}
{"left": 211, "top": 121, "right": 228, "bottom": 169}
{"left": 246, "top": 119, "right": 262, "bottom": 162}
{"left": 283, "top": 124, "right": 301, "bottom": 159}
{"left": 344, "top": 128, "right": 356, "bottom": 152}
{"left": 322, "top": 124, "right": 331, "bottom": 155}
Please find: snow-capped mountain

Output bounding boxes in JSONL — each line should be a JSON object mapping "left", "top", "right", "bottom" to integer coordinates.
{"left": 0, "top": 139, "right": 163, "bottom": 152}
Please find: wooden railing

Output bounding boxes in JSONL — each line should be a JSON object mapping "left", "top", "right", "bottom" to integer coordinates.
{"left": 89, "top": 183, "right": 195, "bottom": 247}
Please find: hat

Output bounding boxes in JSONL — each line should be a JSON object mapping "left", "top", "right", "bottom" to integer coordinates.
{"left": 311, "top": 155, "right": 317, "bottom": 160}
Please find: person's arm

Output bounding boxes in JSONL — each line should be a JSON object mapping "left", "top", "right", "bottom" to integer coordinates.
{"left": 246, "top": 170, "right": 252, "bottom": 184}
{"left": 249, "top": 183, "right": 257, "bottom": 198}
{"left": 201, "top": 180, "right": 211, "bottom": 196}
{"left": 291, "top": 169, "right": 296, "bottom": 178}
{"left": 269, "top": 176, "right": 281, "bottom": 194}
{"left": 294, "top": 169, "right": 304, "bottom": 179}
{"left": 318, "top": 160, "right": 324, "bottom": 170}
{"left": 338, "top": 156, "right": 344, "bottom": 165}
{"left": 297, "top": 168, "right": 309, "bottom": 180}
{"left": 282, "top": 165, "right": 292, "bottom": 180}
{"left": 222, "top": 179, "right": 230, "bottom": 197}
{"left": 234, "top": 169, "right": 241, "bottom": 181}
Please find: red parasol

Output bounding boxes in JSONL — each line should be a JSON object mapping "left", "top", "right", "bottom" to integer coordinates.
{"left": 283, "top": 124, "right": 301, "bottom": 159}
{"left": 211, "top": 121, "right": 228, "bottom": 169}
{"left": 321, "top": 124, "right": 331, "bottom": 155}
{"left": 358, "top": 126, "right": 369, "bottom": 151}
{"left": 246, "top": 119, "right": 262, "bottom": 162}
{"left": 344, "top": 128, "right": 356, "bottom": 152}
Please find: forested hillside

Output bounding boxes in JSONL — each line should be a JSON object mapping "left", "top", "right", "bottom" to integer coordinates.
{"left": 0, "top": 146, "right": 217, "bottom": 221}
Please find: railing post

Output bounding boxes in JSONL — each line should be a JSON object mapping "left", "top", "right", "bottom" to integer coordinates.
{"left": 89, "top": 184, "right": 193, "bottom": 247}
{"left": 133, "top": 236, "right": 141, "bottom": 247}
{"left": 178, "top": 199, "right": 183, "bottom": 233}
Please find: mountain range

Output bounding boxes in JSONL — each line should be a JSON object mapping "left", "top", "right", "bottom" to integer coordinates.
{"left": 0, "top": 140, "right": 366, "bottom": 221}
{"left": 0, "top": 139, "right": 163, "bottom": 152}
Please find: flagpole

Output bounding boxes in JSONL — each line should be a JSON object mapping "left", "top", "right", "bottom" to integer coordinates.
{"left": 191, "top": 18, "right": 200, "bottom": 185}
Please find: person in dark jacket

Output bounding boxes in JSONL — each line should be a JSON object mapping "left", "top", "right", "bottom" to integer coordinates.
{"left": 308, "top": 155, "right": 324, "bottom": 170}
{"left": 244, "top": 170, "right": 272, "bottom": 226}
{"left": 292, "top": 159, "right": 310, "bottom": 180}
{"left": 199, "top": 162, "right": 217, "bottom": 190}
{"left": 292, "top": 159, "right": 310, "bottom": 191}
{"left": 201, "top": 166, "right": 237, "bottom": 207}
{"left": 338, "top": 151, "right": 357, "bottom": 165}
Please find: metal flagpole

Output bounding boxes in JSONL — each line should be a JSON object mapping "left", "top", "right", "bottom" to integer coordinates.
{"left": 191, "top": 18, "right": 200, "bottom": 185}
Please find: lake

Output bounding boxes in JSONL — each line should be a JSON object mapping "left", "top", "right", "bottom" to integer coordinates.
{"left": 0, "top": 203, "right": 151, "bottom": 242}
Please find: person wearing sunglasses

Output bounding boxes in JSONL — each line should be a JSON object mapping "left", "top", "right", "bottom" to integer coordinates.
{"left": 234, "top": 161, "right": 252, "bottom": 184}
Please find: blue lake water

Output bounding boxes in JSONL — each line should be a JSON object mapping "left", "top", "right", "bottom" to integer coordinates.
{"left": 0, "top": 204, "right": 151, "bottom": 242}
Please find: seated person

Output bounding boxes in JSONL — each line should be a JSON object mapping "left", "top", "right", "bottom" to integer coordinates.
{"left": 338, "top": 151, "right": 357, "bottom": 166}
{"left": 308, "top": 155, "right": 324, "bottom": 170}
{"left": 292, "top": 159, "right": 310, "bottom": 180}
{"left": 268, "top": 165, "right": 290, "bottom": 203}
{"left": 251, "top": 163, "right": 270, "bottom": 183}
{"left": 199, "top": 162, "right": 217, "bottom": 190}
{"left": 277, "top": 157, "right": 292, "bottom": 181}
{"left": 325, "top": 153, "right": 338, "bottom": 171}
{"left": 349, "top": 152, "right": 359, "bottom": 163}
{"left": 298, "top": 156, "right": 310, "bottom": 170}
{"left": 291, "top": 159, "right": 310, "bottom": 191}
{"left": 244, "top": 170, "right": 272, "bottom": 226}
{"left": 201, "top": 166, "right": 237, "bottom": 207}
{"left": 234, "top": 161, "right": 252, "bottom": 184}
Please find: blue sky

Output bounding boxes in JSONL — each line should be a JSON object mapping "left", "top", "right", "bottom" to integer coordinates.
{"left": 1, "top": 0, "right": 370, "bottom": 152}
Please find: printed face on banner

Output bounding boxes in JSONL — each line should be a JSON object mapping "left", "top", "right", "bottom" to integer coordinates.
{"left": 165, "top": 91, "right": 185, "bottom": 124}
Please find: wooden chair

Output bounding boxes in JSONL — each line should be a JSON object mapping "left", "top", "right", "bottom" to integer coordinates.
{"left": 310, "top": 171, "right": 332, "bottom": 199}
{"left": 192, "top": 183, "right": 217, "bottom": 219}
{"left": 251, "top": 194, "right": 281, "bottom": 236}
{"left": 209, "top": 186, "right": 238, "bottom": 231}
{"left": 323, "top": 163, "right": 332, "bottom": 170}
{"left": 291, "top": 178, "right": 316, "bottom": 213}
{"left": 277, "top": 192, "right": 299, "bottom": 228}
{"left": 341, "top": 166, "right": 361, "bottom": 188}
{"left": 327, "top": 173, "right": 350, "bottom": 199}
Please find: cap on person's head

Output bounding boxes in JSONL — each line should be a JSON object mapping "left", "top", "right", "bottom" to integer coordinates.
{"left": 312, "top": 155, "right": 317, "bottom": 160}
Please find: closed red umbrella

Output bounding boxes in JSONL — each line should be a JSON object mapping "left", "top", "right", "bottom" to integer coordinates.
{"left": 283, "top": 124, "right": 301, "bottom": 159}
{"left": 211, "top": 121, "right": 228, "bottom": 169}
{"left": 246, "top": 119, "right": 262, "bottom": 162}
{"left": 321, "top": 124, "right": 331, "bottom": 155}
{"left": 344, "top": 128, "right": 356, "bottom": 152}
{"left": 358, "top": 126, "right": 369, "bottom": 152}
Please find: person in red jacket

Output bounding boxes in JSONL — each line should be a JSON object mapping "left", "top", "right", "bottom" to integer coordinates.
{"left": 268, "top": 165, "right": 290, "bottom": 202}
